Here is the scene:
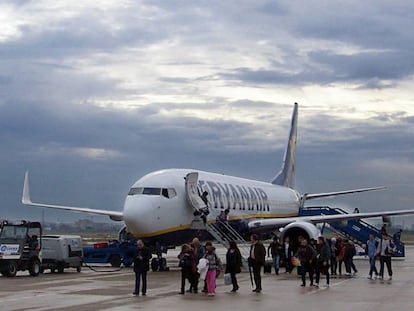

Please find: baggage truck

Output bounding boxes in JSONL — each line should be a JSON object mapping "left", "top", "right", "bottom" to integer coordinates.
{"left": 41, "top": 235, "right": 83, "bottom": 273}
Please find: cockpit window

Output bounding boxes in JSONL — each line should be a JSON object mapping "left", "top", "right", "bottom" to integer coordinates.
{"left": 167, "top": 188, "right": 177, "bottom": 198}
{"left": 128, "top": 187, "right": 177, "bottom": 199}
{"left": 128, "top": 187, "right": 143, "bottom": 195}
{"left": 142, "top": 188, "right": 161, "bottom": 195}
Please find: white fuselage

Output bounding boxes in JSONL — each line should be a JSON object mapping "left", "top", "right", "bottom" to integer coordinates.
{"left": 122, "top": 169, "right": 301, "bottom": 238}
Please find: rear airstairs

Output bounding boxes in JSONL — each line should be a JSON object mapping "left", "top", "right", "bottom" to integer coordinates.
{"left": 300, "top": 206, "right": 405, "bottom": 257}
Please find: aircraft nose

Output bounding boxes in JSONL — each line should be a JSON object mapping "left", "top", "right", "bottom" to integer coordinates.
{"left": 122, "top": 196, "right": 155, "bottom": 236}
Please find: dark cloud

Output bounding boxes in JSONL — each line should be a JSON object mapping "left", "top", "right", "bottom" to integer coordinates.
{"left": 309, "top": 50, "right": 414, "bottom": 83}
{"left": 219, "top": 49, "right": 414, "bottom": 88}
{"left": 288, "top": 1, "right": 414, "bottom": 49}
{"left": 1, "top": 1, "right": 414, "bottom": 227}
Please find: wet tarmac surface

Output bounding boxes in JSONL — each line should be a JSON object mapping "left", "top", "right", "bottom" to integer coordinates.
{"left": 1, "top": 246, "right": 413, "bottom": 311}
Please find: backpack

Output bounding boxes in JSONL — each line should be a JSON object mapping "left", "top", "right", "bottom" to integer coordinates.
{"left": 179, "top": 255, "right": 192, "bottom": 268}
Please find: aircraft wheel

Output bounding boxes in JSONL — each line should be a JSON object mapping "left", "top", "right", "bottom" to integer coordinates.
{"left": 109, "top": 255, "right": 121, "bottom": 267}
{"left": 76, "top": 265, "right": 82, "bottom": 273}
{"left": 29, "top": 258, "right": 41, "bottom": 276}
{"left": 57, "top": 263, "right": 65, "bottom": 273}
{"left": 151, "top": 258, "right": 159, "bottom": 272}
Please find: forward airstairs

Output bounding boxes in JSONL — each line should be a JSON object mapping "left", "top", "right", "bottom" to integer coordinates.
{"left": 185, "top": 172, "right": 251, "bottom": 259}
{"left": 189, "top": 209, "right": 251, "bottom": 259}
{"left": 206, "top": 216, "right": 251, "bottom": 259}
{"left": 299, "top": 206, "right": 405, "bottom": 257}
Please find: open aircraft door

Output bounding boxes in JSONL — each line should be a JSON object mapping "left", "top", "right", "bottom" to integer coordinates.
{"left": 185, "top": 172, "right": 206, "bottom": 212}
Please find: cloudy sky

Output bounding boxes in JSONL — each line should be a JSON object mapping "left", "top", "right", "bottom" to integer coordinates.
{"left": 1, "top": 0, "right": 414, "bottom": 227}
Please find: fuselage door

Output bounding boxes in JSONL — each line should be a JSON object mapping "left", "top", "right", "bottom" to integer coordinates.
{"left": 185, "top": 172, "right": 205, "bottom": 211}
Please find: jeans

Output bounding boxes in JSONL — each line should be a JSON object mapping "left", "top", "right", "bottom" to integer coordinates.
{"left": 368, "top": 256, "right": 378, "bottom": 276}
{"left": 273, "top": 255, "right": 280, "bottom": 273}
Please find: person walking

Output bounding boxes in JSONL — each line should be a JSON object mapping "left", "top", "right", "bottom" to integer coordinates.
{"left": 344, "top": 241, "right": 358, "bottom": 276}
{"left": 267, "top": 236, "right": 282, "bottom": 275}
{"left": 393, "top": 229, "right": 402, "bottom": 243}
{"left": 315, "top": 236, "right": 331, "bottom": 287}
{"left": 296, "top": 238, "right": 316, "bottom": 287}
{"left": 190, "top": 237, "right": 205, "bottom": 293}
{"left": 133, "top": 239, "right": 152, "bottom": 296}
{"left": 337, "top": 238, "right": 345, "bottom": 275}
{"left": 225, "top": 240, "right": 243, "bottom": 292}
{"left": 204, "top": 244, "right": 222, "bottom": 296}
{"left": 178, "top": 244, "right": 196, "bottom": 294}
{"left": 330, "top": 237, "right": 338, "bottom": 275}
{"left": 366, "top": 234, "right": 379, "bottom": 279}
{"left": 377, "top": 233, "right": 395, "bottom": 280}
{"left": 282, "top": 236, "right": 294, "bottom": 273}
{"left": 248, "top": 234, "right": 266, "bottom": 293}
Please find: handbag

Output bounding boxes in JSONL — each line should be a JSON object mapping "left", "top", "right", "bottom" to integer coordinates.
{"left": 224, "top": 273, "right": 232, "bottom": 285}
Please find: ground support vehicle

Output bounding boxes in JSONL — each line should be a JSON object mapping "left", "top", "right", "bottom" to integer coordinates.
{"left": 41, "top": 235, "right": 83, "bottom": 273}
{"left": 83, "top": 240, "right": 136, "bottom": 267}
{"left": 83, "top": 239, "right": 169, "bottom": 271}
{"left": 0, "top": 220, "right": 42, "bottom": 277}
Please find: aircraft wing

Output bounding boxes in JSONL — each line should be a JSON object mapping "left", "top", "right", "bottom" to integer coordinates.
{"left": 303, "top": 186, "right": 386, "bottom": 201}
{"left": 248, "top": 208, "right": 414, "bottom": 232}
{"left": 22, "top": 172, "right": 124, "bottom": 221}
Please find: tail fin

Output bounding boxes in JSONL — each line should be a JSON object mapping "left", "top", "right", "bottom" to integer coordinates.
{"left": 271, "top": 103, "right": 298, "bottom": 188}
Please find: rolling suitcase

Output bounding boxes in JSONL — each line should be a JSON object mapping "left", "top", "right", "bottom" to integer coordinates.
{"left": 264, "top": 260, "right": 272, "bottom": 273}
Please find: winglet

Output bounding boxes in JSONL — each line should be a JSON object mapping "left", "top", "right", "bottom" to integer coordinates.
{"left": 22, "top": 171, "right": 33, "bottom": 205}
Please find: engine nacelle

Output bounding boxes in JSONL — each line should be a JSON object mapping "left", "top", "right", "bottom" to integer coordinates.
{"left": 279, "top": 221, "right": 321, "bottom": 247}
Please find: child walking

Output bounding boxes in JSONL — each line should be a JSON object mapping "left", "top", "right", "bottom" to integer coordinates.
{"left": 204, "top": 245, "right": 222, "bottom": 296}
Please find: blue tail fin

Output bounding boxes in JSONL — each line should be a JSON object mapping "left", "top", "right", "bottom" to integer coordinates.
{"left": 271, "top": 103, "right": 298, "bottom": 188}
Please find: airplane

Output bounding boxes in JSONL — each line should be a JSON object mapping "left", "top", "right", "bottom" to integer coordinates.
{"left": 22, "top": 103, "right": 414, "bottom": 250}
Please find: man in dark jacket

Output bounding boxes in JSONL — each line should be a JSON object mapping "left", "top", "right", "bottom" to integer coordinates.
{"left": 297, "top": 238, "right": 316, "bottom": 287}
{"left": 315, "top": 236, "right": 331, "bottom": 287}
{"left": 133, "top": 239, "right": 152, "bottom": 296}
{"left": 248, "top": 234, "right": 266, "bottom": 293}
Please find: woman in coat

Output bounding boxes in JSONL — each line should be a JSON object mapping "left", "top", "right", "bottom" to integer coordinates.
{"left": 225, "top": 240, "right": 243, "bottom": 292}
{"left": 178, "top": 244, "right": 196, "bottom": 294}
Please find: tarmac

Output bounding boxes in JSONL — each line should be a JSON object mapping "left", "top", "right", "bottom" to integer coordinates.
{"left": 1, "top": 246, "right": 413, "bottom": 311}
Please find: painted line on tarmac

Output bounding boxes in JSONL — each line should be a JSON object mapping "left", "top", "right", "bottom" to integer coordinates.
{"left": 1, "top": 292, "right": 57, "bottom": 303}
{"left": 306, "top": 278, "right": 352, "bottom": 295}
